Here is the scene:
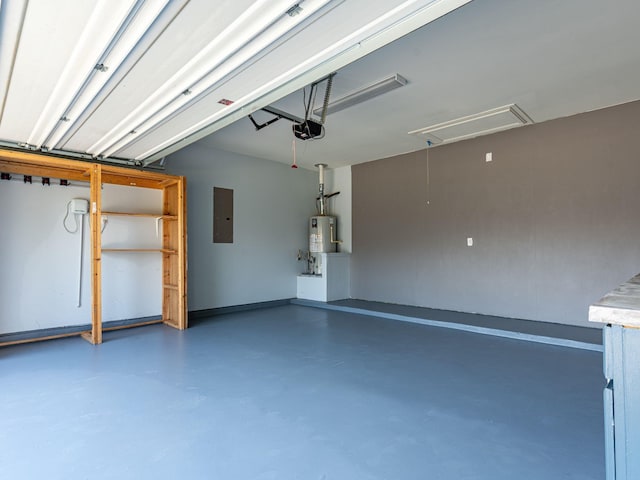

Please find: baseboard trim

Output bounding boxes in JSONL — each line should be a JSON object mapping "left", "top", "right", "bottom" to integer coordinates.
{"left": 1, "top": 299, "right": 292, "bottom": 347}
{"left": 189, "top": 299, "right": 292, "bottom": 321}
{"left": 2, "top": 298, "right": 603, "bottom": 353}
{"left": 0, "top": 315, "right": 162, "bottom": 347}
{"left": 291, "top": 299, "right": 603, "bottom": 352}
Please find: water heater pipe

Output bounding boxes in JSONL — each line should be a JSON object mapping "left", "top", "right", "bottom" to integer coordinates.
{"left": 315, "top": 163, "right": 327, "bottom": 215}
{"left": 330, "top": 223, "right": 342, "bottom": 245}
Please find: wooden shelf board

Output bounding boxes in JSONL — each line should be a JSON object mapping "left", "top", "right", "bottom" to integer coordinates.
{"left": 102, "top": 248, "right": 177, "bottom": 253}
{"left": 103, "top": 319, "right": 163, "bottom": 332}
{"left": 0, "top": 330, "right": 83, "bottom": 347}
{"left": 0, "top": 159, "right": 88, "bottom": 182}
{"left": 100, "top": 169, "right": 182, "bottom": 189}
{"left": 101, "top": 211, "right": 177, "bottom": 219}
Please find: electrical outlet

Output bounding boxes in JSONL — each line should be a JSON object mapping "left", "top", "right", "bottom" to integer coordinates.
{"left": 467, "top": 237, "right": 473, "bottom": 246}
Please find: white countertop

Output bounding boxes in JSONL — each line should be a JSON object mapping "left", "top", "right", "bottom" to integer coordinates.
{"left": 589, "top": 273, "right": 640, "bottom": 327}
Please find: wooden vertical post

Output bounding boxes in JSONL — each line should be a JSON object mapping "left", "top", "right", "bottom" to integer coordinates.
{"left": 178, "top": 178, "right": 187, "bottom": 329}
{"left": 161, "top": 178, "right": 187, "bottom": 330}
{"left": 82, "top": 164, "right": 102, "bottom": 344}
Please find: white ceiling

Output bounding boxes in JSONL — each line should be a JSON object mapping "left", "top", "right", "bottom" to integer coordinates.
{"left": 0, "top": 0, "right": 469, "bottom": 166}
{"left": 1, "top": 0, "right": 639, "bottom": 171}
{"left": 201, "top": 0, "right": 640, "bottom": 169}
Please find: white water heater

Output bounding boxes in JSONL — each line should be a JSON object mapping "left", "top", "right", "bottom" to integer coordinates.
{"left": 304, "top": 163, "right": 341, "bottom": 275}
{"left": 310, "top": 215, "right": 337, "bottom": 253}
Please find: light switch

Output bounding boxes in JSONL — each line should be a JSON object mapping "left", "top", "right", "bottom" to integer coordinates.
{"left": 486, "top": 152, "right": 492, "bottom": 162}
{"left": 467, "top": 237, "right": 473, "bottom": 246}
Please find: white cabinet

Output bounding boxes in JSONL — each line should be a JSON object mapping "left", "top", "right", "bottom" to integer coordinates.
{"left": 590, "top": 273, "right": 640, "bottom": 480}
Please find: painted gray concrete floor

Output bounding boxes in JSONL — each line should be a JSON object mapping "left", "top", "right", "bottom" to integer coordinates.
{"left": 0, "top": 305, "right": 604, "bottom": 480}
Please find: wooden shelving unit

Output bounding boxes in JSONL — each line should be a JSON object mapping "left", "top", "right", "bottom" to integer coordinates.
{"left": 0, "top": 149, "right": 187, "bottom": 346}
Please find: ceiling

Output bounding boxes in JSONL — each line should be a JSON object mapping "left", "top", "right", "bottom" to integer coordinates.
{"left": 202, "top": 0, "right": 640, "bottom": 169}
{"left": 0, "top": 0, "right": 469, "bottom": 167}
{"left": 1, "top": 1, "right": 639, "bottom": 172}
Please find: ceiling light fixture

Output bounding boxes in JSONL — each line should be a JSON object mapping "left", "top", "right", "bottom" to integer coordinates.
{"left": 408, "top": 104, "right": 534, "bottom": 145}
{"left": 312, "top": 73, "right": 407, "bottom": 116}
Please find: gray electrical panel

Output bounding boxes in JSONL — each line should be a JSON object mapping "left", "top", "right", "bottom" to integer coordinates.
{"left": 213, "top": 187, "right": 233, "bottom": 243}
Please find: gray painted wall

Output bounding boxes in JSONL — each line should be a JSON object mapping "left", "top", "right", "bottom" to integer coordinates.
{"left": 352, "top": 101, "right": 640, "bottom": 327}
{"left": 166, "top": 143, "right": 318, "bottom": 310}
